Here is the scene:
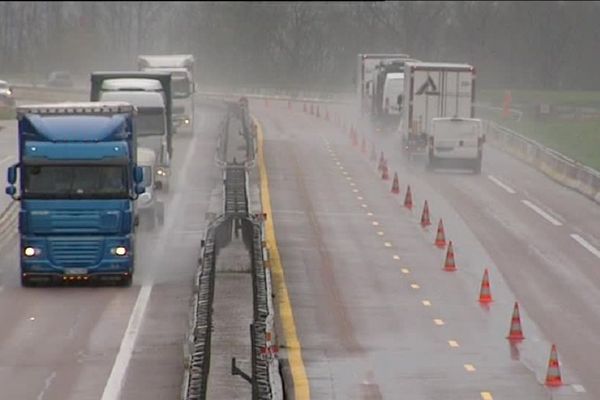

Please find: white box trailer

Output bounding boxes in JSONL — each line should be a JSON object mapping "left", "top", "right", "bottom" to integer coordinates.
{"left": 400, "top": 62, "right": 476, "bottom": 155}
{"left": 356, "top": 53, "right": 410, "bottom": 117}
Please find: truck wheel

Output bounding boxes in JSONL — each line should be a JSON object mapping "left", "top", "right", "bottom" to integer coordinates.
{"left": 21, "top": 275, "right": 34, "bottom": 287}
{"left": 119, "top": 274, "right": 133, "bottom": 287}
{"left": 157, "top": 202, "right": 165, "bottom": 226}
{"left": 472, "top": 156, "right": 482, "bottom": 174}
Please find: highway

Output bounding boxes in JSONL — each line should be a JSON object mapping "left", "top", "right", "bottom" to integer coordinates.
{"left": 0, "top": 100, "right": 225, "bottom": 399}
{"left": 252, "top": 99, "right": 594, "bottom": 399}
{"left": 0, "top": 92, "right": 596, "bottom": 399}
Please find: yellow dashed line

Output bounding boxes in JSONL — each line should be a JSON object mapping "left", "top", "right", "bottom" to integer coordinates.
{"left": 410, "top": 283, "right": 420, "bottom": 289}
{"left": 401, "top": 268, "right": 410, "bottom": 274}
{"left": 464, "top": 364, "right": 476, "bottom": 372}
{"left": 480, "top": 392, "right": 493, "bottom": 400}
{"left": 350, "top": 182, "right": 356, "bottom": 186}
{"left": 361, "top": 204, "right": 368, "bottom": 208}
{"left": 357, "top": 196, "right": 364, "bottom": 201}
{"left": 377, "top": 231, "right": 384, "bottom": 236}
{"left": 433, "top": 319, "right": 445, "bottom": 326}
{"left": 372, "top": 221, "right": 379, "bottom": 226}
{"left": 367, "top": 212, "right": 374, "bottom": 216}
{"left": 422, "top": 300, "right": 432, "bottom": 307}
{"left": 255, "top": 118, "right": 310, "bottom": 399}
{"left": 393, "top": 255, "right": 400, "bottom": 260}
{"left": 346, "top": 177, "right": 352, "bottom": 181}
{"left": 384, "top": 242, "right": 392, "bottom": 247}
{"left": 352, "top": 189, "right": 359, "bottom": 193}
{"left": 448, "top": 340, "right": 459, "bottom": 347}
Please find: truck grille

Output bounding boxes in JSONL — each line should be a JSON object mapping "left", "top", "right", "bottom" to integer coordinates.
{"left": 49, "top": 237, "right": 104, "bottom": 267}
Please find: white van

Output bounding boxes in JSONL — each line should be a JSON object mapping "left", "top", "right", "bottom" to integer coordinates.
{"left": 382, "top": 72, "right": 404, "bottom": 115}
{"left": 427, "top": 117, "right": 485, "bottom": 173}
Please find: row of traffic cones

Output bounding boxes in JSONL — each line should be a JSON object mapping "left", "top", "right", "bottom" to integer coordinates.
{"left": 369, "top": 141, "right": 563, "bottom": 388}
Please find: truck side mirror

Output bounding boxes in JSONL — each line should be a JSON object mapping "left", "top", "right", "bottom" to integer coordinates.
{"left": 135, "top": 184, "right": 146, "bottom": 195}
{"left": 5, "top": 185, "right": 16, "bottom": 197}
{"left": 7, "top": 164, "right": 17, "bottom": 185}
{"left": 133, "top": 166, "right": 143, "bottom": 184}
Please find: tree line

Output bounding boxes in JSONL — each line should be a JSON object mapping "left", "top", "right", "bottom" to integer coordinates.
{"left": 1, "top": 1, "right": 598, "bottom": 92}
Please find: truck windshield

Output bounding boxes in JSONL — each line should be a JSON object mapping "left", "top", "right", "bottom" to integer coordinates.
{"left": 137, "top": 109, "right": 165, "bottom": 137}
{"left": 141, "top": 166, "right": 152, "bottom": 187}
{"left": 23, "top": 165, "right": 129, "bottom": 199}
{"left": 172, "top": 77, "right": 191, "bottom": 98}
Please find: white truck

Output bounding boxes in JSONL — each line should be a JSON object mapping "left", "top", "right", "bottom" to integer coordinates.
{"left": 136, "top": 147, "right": 165, "bottom": 230}
{"left": 399, "top": 62, "right": 481, "bottom": 170}
{"left": 356, "top": 53, "right": 411, "bottom": 118}
{"left": 138, "top": 55, "right": 195, "bottom": 135}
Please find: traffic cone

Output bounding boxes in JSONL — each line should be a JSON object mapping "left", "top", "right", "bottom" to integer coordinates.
{"left": 420, "top": 200, "right": 431, "bottom": 228}
{"left": 404, "top": 185, "right": 413, "bottom": 210}
{"left": 361, "top": 137, "right": 366, "bottom": 154}
{"left": 378, "top": 152, "right": 385, "bottom": 172}
{"left": 370, "top": 144, "right": 377, "bottom": 162}
{"left": 478, "top": 268, "right": 493, "bottom": 303}
{"left": 434, "top": 219, "right": 446, "bottom": 248}
{"left": 391, "top": 173, "right": 400, "bottom": 194}
{"left": 303, "top": 103, "right": 307, "bottom": 113}
{"left": 381, "top": 161, "right": 389, "bottom": 180}
{"left": 545, "top": 344, "right": 562, "bottom": 387}
{"left": 316, "top": 105, "right": 321, "bottom": 118}
{"left": 443, "top": 240, "right": 457, "bottom": 271}
{"left": 507, "top": 301, "right": 525, "bottom": 341}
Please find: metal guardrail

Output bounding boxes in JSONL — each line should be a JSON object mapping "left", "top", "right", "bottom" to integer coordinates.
{"left": 485, "top": 120, "right": 600, "bottom": 203}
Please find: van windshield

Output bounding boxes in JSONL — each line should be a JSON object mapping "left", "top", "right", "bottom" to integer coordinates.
{"left": 433, "top": 120, "right": 481, "bottom": 139}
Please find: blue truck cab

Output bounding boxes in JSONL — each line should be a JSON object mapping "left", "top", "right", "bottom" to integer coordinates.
{"left": 5, "top": 102, "right": 145, "bottom": 287}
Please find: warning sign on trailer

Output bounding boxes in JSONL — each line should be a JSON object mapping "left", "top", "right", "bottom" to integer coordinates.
{"left": 416, "top": 75, "right": 440, "bottom": 96}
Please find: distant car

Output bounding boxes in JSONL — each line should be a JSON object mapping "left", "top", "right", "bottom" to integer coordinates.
{"left": 0, "top": 80, "right": 15, "bottom": 107}
{"left": 47, "top": 71, "right": 74, "bottom": 87}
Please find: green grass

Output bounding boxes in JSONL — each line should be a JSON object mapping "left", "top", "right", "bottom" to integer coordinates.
{"left": 0, "top": 107, "right": 15, "bottom": 120}
{"left": 479, "top": 89, "right": 600, "bottom": 108}
{"left": 478, "top": 89, "right": 600, "bottom": 170}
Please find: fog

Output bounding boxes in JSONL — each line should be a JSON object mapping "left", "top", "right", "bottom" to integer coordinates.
{"left": 1, "top": 1, "right": 598, "bottom": 92}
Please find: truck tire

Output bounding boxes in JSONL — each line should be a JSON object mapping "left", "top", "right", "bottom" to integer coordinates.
{"left": 21, "top": 275, "right": 34, "bottom": 287}
{"left": 472, "top": 155, "right": 482, "bottom": 175}
{"left": 119, "top": 274, "right": 133, "bottom": 287}
{"left": 157, "top": 202, "right": 165, "bottom": 226}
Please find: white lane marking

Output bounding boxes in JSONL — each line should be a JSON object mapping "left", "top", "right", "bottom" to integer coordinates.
{"left": 100, "top": 285, "right": 152, "bottom": 400}
{"left": 570, "top": 234, "right": 600, "bottom": 259}
{"left": 488, "top": 175, "right": 516, "bottom": 194}
{"left": 521, "top": 200, "right": 563, "bottom": 226}
{"left": 572, "top": 384, "right": 586, "bottom": 393}
{"left": 36, "top": 371, "right": 57, "bottom": 400}
{"left": 102, "top": 114, "right": 200, "bottom": 400}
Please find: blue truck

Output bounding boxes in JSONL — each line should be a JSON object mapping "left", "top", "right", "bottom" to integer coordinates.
{"left": 5, "top": 102, "right": 145, "bottom": 287}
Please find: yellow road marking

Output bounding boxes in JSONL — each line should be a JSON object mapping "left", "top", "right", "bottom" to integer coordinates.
{"left": 358, "top": 196, "right": 364, "bottom": 201}
{"left": 448, "top": 340, "right": 459, "bottom": 347}
{"left": 480, "top": 393, "right": 493, "bottom": 400}
{"left": 377, "top": 231, "right": 384, "bottom": 236}
{"left": 422, "top": 300, "right": 432, "bottom": 307}
{"left": 401, "top": 268, "right": 410, "bottom": 274}
{"left": 372, "top": 221, "right": 379, "bottom": 226}
{"left": 255, "top": 117, "right": 310, "bottom": 399}
{"left": 392, "top": 255, "right": 400, "bottom": 260}
{"left": 367, "top": 212, "right": 373, "bottom": 216}
{"left": 352, "top": 189, "right": 360, "bottom": 193}
{"left": 464, "top": 364, "right": 476, "bottom": 372}
{"left": 384, "top": 242, "right": 392, "bottom": 247}
{"left": 433, "top": 319, "right": 445, "bottom": 326}
{"left": 410, "top": 283, "right": 420, "bottom": 289}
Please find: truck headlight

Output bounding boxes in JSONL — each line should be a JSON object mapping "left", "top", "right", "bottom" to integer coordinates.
{"left": 156, "top": 168, "right": 166, "bottom": 177}
{"left": 24, "top": 247, "right": 40, "bottom": 257}
{"left": 184, "top": 118, "right": 190, "bottom": 125}
{"left": 112, "top": 246, "right": 128, "bottom": 256}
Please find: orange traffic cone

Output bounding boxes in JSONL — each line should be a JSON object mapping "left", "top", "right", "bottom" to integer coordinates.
{"left": 381, "top": 161, "right": 390, "bottom": 180}
{"left": 316, "top": 105, "right": 321, "bottom": 118}
{"left": 378, "top": 152, "right": 385, "bottom": 172}
{"left": 361, "top": 137, "right": 366, "bottom": 154}
{"left": 391, "top": 173, "right": 400, "bottom": 194}
{"left": 545, "top": 344, "right": 562, "bottom": 387}
{"left": 434, "top": 219, "right": 446, "bottom": 249}
{"left": 370, "top": 144, "right": 377, "bottom": 162}
{"left": 507, "top": 302, "right": 525, "bottom": 341}
{"left": 420, "top": 200, "right": 431, "bottom": 228}
{"left": 443, "top": 241, "right": 457, "bottom": 271}
{"left": 404, "top": 185, "right": 413, "bottom": 210}
{"left": 303, "top": 103, "right": 307, "bottom": 113}
{"left": 479, "top": 269, "right": 493, "bottom": 303}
